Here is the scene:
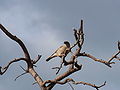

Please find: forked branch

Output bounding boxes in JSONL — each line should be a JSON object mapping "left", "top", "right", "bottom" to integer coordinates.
{"left": 0, "top": 24, "right": 44, "bottom": 89}
{"left": 70, "top": 20, "right": 84, "bottom": 50}
{"left": 78, "top": 52, "right": 115, "bottom": 67}
{"left": 44, "top": 78, "right": 106, "bottom": 90}
{"left": 0, "top": 24, "right": 30, "bottom": 60}
{"left": 0, "top": 20, "right": 120, "bottom": 90}
{"left": 0, "top": 58, "right": 26, "bottom": 75}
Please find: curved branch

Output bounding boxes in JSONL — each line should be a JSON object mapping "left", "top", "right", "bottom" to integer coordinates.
{"left": 78, "top": 52, "right": 115, "bottom": 67}
{"left": 118, "top": 41, "right": 120, "bottom": 50}
{"left": 72, "top": 80, "right": 106, "bottom": 90}
{"left": 14, "top": 72, "right": 28, "bottom": 81}
{"left": 0, "top": 24, "right": 45, "bottom": 89}
{"left": 70, "top": 20, "right": 84, "bottom": 50}
{"left": 46, "top": 65, "right": 82, "bottom": 89}
{"left": 108, "top": 51, "right": 120, "bottom": 63}
{"left": 78, "top": 20, "right": 84, "bottom": 48}
{"left": 0, "top": 58, "right": 26, "bottom": 75}
{"left": 32, "top": 55, "right": 42, "bottom": 64}
{"left": 0, "top": 24, "right": 30, "bottom": 60}
{"left": 0, "top": 20, "right": 119, "bottom": 90}
{"left": 44, "top": 78, "right": 106, "bottom": 90}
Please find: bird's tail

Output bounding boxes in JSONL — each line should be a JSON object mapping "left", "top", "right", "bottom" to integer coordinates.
{"left": 46, "top": 56, "right": 55, "bottom": 61}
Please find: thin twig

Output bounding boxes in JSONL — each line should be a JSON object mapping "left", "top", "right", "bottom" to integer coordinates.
{"left": 19, "top": 65, "right": 26, "bottom": 71}
{"left": 118, "top": 41, "right": 120, "bottom": 50}
{"left": 78, "top": 52, "right": 115, "bottom": 67}
{"left": 52, "top": 64, "right": 63, "bottom": 75}
{"left": 52, "top": 56, "right": 66, "bottom": 75}
{"left": 44, "top": 78, "right": 106, "bottom": 90}
{"left": 78, "top": 20, "right": 84, "bottom": 48}
{"left": 0, "top": 24, "right": 30, "bottom": 60}
{"left": 0, "top": 58, "right": 26, "bottom": 75}
{"left": 46, "top": 67, "right": 81, "bottom": 89}
{"left": 68, "top": 82, "right": 74, "bottom": 90}
{"left": 0, "top": 24, "right": 44, "bottom": 89}
{"left": 32, "top": 55, "right": 42, "bottom": 64}
{"left": 14, "top": 72, "right": 28, "bottom": 81}
{"left": 108, "top": 51, "right": 120, "bottom": 63}
{"left": 15, "top": 66, "right": 28, "bottom": 81}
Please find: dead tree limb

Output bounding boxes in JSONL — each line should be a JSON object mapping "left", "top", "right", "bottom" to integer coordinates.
{"left": 0, "top": 58, "right": 26, "bottom": 75}
{"left": 45, "top": 20, "right": 107, "bottom": 90}
{"left": 45, "top": 20, "right": 120, "bottom": 90}
{"left": 43, "top": 78, "right": 106, "bottom": 90}
{"left": 0, "top": 24, "right": 45, "bottom": 90}
{"left": 0, "top": 24, "right": 30, "bottom": 60}
{"left": 0, "top": 20, "right": 119, "bottom": 90}
{"left": 78, "top": 52, "right": 115, "bottom": 67}
{"left": 44, "top": 66, "right": 82, "bottom": 90}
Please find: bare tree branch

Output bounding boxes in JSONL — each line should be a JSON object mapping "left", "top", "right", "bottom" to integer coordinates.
{"left": 118, "top": 41, "right": 120, "bottom": 50}
{"left": 0, "top": 20, "right": 119, "bottom": 90}
{"left": 52, "top": 62, "right": 63, "bottom": 75}
{"left": 14, "top": 72, "right": 28, "bottom": 81}
{"left": 71, "top": 20, "right": 84, "bottom": 50}
{"left": 19, "top": 65, "right": 26, "bottom": 71}
{"left": 31, "top": 55, "right": 42, "bottom": 67}
{"left": 78, "top": 52, "right": 116, "bottom": 67}
{"left": 108, "top": 51, "right": 120, "bottom": 63}
{"left": 14, "top": 65, "right": 28, "bottom": 81}
{"left": 70, "top": 29, "right": 79, "bottom": 49}
{"left": 43, "top": 78, "right": 106, "bottom": 90}
{"left": 78, "top": 20, "right": 84, "bottom": 48}
{"left": 68, "top": 82, "right": 74, "bottom": 90}
{"left": 32, "top": 55, "right": 42, "bottom": 64}
{"left": 0, "top": 24, "right": 30, "bottom": 60}
{"left": 72, "top": 80, "right": 106, "bottom": 90}
{"left": 0, "top": 24, "right": 45, "bottom": 89}
{"left": 107, "top": 41, "right": 120, "bottom": 63}
{"left": 52, "top": 56, "right": 65, "bottom": 75}
{"left": 46, "top": 66, "right": 82, "bottom": 89}
{"left": 0, "top": 58, "right": 26, "bottom": 75}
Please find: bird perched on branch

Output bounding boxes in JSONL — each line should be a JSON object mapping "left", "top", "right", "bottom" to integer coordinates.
{"left": 46, "top": 41, "right": 70, "bottom": 61}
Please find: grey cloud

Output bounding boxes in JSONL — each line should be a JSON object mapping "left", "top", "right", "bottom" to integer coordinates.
{"left": 0, "top": 0, "right": 120, "bottom": 90}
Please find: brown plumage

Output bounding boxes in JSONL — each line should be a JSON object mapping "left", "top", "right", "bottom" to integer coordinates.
{"left": 46, "top": 41, "right": 70, "bottom": 61}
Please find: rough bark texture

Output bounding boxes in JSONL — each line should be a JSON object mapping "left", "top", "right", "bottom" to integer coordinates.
{"left": 0, "top": 20, "right": 120, "bottom": 90}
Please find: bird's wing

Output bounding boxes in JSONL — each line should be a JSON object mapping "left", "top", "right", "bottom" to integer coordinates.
{"left": 46, "top": 45, "right": 67, "bottom": 61}
{"left": 50, "top": 45, "right": 63, "bottom": 56}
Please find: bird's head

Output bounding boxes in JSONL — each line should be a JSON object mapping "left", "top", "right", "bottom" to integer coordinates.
{"left": 64, "top": 41, "right": 70, "bottom": 47}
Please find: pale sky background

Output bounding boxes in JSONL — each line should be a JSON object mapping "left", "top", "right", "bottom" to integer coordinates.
{"left": 0, "top": 0, "right": 120, "bottom": 90}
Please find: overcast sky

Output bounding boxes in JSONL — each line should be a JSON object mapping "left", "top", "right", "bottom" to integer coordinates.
{"left": 0, "top": 0, "right": 120, "bottom": 90}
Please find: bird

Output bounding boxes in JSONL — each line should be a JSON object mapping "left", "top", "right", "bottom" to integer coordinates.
{"left": 46, "top": 41, "right": 70, "bottom": 61}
